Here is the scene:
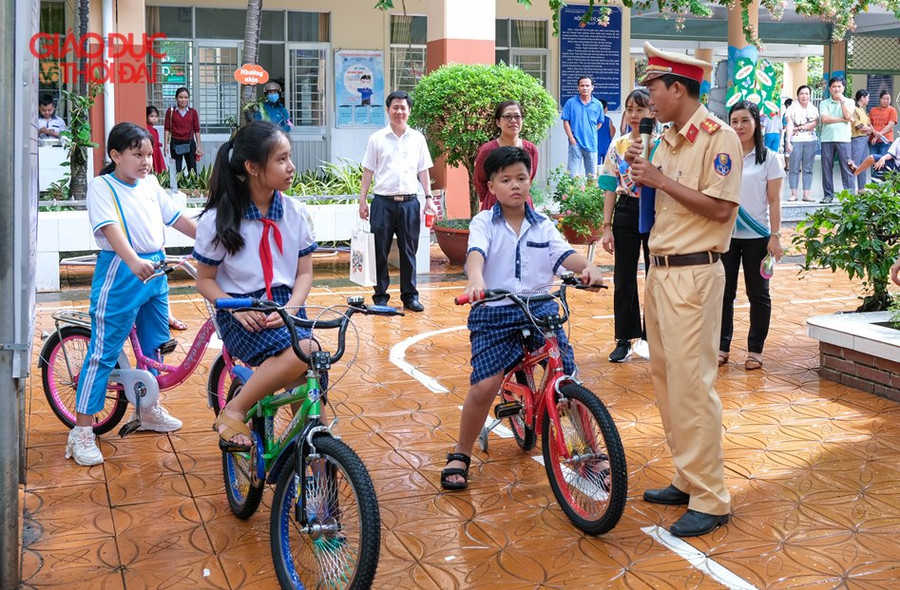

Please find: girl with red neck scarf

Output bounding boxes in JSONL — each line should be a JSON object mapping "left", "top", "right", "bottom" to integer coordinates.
{"left": 194, "top": 121, "right": 318, "bottom": 450}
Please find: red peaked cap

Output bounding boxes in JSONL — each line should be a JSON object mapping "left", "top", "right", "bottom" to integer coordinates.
{"left": 639, "top": 42, "right": 712, "bottom": 85}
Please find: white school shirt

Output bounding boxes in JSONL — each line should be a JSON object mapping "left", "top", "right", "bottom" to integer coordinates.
{"left": 361, "top": 125, "right": 433, "bottom": 195}
{"left": 467, "top": 205, "right": 575, "bottom": 305}
{"left": 193, "top": 193, "right": 317, "bottom": 295}
{"left": 87, "top": 173, "right": 183, "bottom": 253}
{"left": 887, "top": 138, "right": 900, "bottom": 160}
{"left": 733, "top": 148, "right": 784, "bottom": 240}
{"left": 35, "top": 114, "right": 67, "bottom": 138}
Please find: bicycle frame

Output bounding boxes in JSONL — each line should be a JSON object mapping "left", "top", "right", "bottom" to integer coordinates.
{"left": 48, "top": 310, "right": 228, "bottom": 393}
{"left": 501, "top": 327, "right": 576, "bottom": 460}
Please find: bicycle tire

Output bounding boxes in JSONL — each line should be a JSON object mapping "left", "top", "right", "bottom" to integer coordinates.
{"left": 207, "top": 354, "right": 231, "bottom": 416}
{"left": 505, "top": 370, "right": 536, "bottom": 451}
{"left": 40, "top": 326, "right": 128, "bottom": 435}
{"left": 541, "top": 382, "right": 627, "bottom": 535}
{"left": 270, "top": 434, "right": 381, "bottom": 590}
{"left": 221, "top": 378, "right": 265, "bottom": 519}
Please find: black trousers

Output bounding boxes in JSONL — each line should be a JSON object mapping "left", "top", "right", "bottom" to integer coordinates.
{"left": 170, "top": 139, "right": 197, "bottom": 174}
{"left": 611, "top": 196, "right": 650, "bottom": 341}
{"left": 370, "top": 196, "right": 420, "bottom": 305}
{"left": 720, "top": 237, "right": 771, "bottom": 354}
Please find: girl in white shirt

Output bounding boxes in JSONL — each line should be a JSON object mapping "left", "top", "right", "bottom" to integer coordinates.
{"left": 719, "top": 101, "right": 784, "bottom": 371}
{"left": 67, "top": 123, "right": 197, "bottom": 466}
{"left": 194, "top": 121, "right": 318, "bottom": 450}
{"left": 785, "top": 85, "right": 819, "bottom": 202}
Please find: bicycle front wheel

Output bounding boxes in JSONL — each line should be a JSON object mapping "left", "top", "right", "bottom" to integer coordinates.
{"left": 542, "top": 382, "right": 627, "bottom": 535}
{"left": 270, "top": 434, "right": 381, "bottom": 589}
{"left": 40, "top": 326, "right": 128, "bottom": 435}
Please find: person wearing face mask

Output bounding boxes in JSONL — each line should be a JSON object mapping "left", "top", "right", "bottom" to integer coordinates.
{"left": 254, "top": 81, "right": 293, "bottom": 133}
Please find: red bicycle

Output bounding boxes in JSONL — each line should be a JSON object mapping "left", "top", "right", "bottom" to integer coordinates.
{"left": 456, "top": 274, "right": 626, "bottom": 535}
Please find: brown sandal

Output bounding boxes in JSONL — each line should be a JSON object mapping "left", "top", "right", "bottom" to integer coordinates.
{"left": 717, "top": 352, "right": 729, "bottom": 367}
{"left": 213, "top": 409, "right": 251, "bottom": 452}
{"left": 745, "top": 356, "right": 763, "bottom": 371}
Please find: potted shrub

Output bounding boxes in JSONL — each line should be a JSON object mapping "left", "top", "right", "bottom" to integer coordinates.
{"left": 409, "top": 63, "right": 557, "bottom": 263}
{"left": 546, "top": 166, "right": 605, "bottom": 245}
{"left": 793, "top": 173, "right": 900, "bottom": 312}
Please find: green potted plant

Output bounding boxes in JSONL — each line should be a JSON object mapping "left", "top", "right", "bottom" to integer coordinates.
{"left": 546, "top": 166, "right": 605, "bottom": 244}
{"left": 60, "top": 82, "right": 103, "bottom": 200}
{"left": 793, "top": 173, "right": 900, "bottom": 312}
{"left": 409, "top": 63, "right": 557, "bottom": 263}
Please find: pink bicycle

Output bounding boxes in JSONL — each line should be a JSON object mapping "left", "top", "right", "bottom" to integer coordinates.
{"left": 38, "top": 257, "right": 237, "bottom": 435}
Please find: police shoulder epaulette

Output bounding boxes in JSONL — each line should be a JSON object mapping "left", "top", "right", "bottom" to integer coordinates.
{"left": 700, "top": 118, "right": 721, "bottom": 134}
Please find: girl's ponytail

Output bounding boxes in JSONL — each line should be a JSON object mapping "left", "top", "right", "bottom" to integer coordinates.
{"left": 202, "top": 121, "right": 286, "bottom": 255}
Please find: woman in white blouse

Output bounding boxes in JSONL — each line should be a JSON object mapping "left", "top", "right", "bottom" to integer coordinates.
{"left": 719, "top": 100, "right": 784, "bottom": 371}
{"left": 785, "top": 85, "right": 819, "bottom": 202}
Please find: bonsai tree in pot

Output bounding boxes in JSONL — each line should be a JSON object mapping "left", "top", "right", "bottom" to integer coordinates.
{"left": 410, "top": 63, "right": 556, "bottom": 217}
{"left": 793, "top": 173, "right": 900, "bottom": 312}
{"left": 409, "top": 63, "right": 557, "bottom": 262}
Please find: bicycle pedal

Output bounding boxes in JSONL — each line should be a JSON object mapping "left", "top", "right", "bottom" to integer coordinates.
{"left": 158, "top": 338, "right": 177, "bottom": 356}
{"left": 118, "top": 419, "right": 141, "bottom": 437}
{"left": 494, "top": 401, "right": 523, "bottom": 419}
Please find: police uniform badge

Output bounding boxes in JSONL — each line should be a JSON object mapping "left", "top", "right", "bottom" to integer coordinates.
{"left": 714, "top": 153, "right": 732, "bottom": 176}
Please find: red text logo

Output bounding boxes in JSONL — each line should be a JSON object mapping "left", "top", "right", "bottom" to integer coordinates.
{"left": 30, "top": 30, "right": 167, "bottom": 84}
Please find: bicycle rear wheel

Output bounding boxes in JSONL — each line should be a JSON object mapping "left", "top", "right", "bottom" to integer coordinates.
{"left": 40, "top": 326, "right": 128, "bottom": 435}
{"left": 541, "top": 382, "right": 626, "bottom": 535}
{"left": 221, "top": 379, "right": 265, "bottom": 519}
{"left": 270, "top": 434, "right": 380, "bottom": 589}
{"left": 207, "top": 354, "right": 231, "bottom": 416}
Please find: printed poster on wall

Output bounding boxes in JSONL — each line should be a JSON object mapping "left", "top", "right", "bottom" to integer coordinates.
{"left": 559, "top": 5, "right": 622, "bottom": 111}
{"left": 335, "top": 50, "right": 385, "bottom": 128}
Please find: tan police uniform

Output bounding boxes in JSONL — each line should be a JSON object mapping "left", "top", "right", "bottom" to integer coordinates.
{"left": 643, "top": 60, "right": 742, "bottom": 518}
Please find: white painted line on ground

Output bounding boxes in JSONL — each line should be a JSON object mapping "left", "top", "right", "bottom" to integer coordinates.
{"left": 791, "top": 295, "right": 857, "bottom": 304}
{"left": 390, "top": 326, "right": 466, "bottom": 393}
{"left": 641, "top": 525, "right": 759, "bottom": 590}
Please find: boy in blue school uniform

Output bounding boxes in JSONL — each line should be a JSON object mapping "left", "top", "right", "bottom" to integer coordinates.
{"left": 441, "top": 146, "right": 605, "bottom": 490}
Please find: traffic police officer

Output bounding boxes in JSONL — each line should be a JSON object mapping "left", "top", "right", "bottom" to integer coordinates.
{"left": 626, "top": 42, "right": 742, "bottom": 537}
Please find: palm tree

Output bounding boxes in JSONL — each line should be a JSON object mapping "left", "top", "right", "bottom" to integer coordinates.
{"left": 240, "top": 0, "right": 264, "bottom": 125}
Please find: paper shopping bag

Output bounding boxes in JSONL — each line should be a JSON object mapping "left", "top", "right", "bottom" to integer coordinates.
{"left": 349, "top": 221, "right": 376, "bottom": 287}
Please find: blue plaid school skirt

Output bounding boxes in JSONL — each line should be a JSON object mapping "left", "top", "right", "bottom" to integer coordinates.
{"left": 468, "top": 300, "right": 576, "bottom": 385}
{"left": 216, "top": 285, "right": 311, "bottom": 367}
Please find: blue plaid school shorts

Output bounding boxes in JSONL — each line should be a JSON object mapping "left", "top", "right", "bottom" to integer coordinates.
{"left": 468, "top": 299, "right": 576, "bottom": 385}
{"left": 216, "top": 285, "right": 311, "bottom": 367}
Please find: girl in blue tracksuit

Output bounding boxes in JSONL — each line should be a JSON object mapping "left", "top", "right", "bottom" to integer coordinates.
{"left": 67, "top": 122, "right": 197, "bottom": 466}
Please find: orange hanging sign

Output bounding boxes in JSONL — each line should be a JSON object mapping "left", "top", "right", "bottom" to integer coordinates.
{"left": 234, "top": 64, "right": 269, "bottom": 85}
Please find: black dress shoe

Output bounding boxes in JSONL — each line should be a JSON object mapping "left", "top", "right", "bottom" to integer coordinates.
{"left": 403, "top": 300, "right": 425, "bottom": 312}
{"left": 643, "top": 484, "right": 690, "bottom": 505}
{"left": 669, "top": 509, "right": 730, "bottom": 537}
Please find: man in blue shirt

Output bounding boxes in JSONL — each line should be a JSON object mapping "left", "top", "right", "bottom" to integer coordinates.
{"left": 561, "top": 76, "right": 604, "bottom": 177}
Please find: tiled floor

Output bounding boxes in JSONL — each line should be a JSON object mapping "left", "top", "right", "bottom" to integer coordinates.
{"left": 21, "top": 244, "right": 900, "bottom": 589}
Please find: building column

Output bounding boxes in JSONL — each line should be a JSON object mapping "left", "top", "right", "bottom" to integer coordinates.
{"left": 695, "top": 47, "right": 714, "bottom": 104}
{"left": 425, "top": 0, "right": 495, "bottom": 219}
{"left": 726, "top": 0, "right": 759, "bottom": 107}
{"left": 824, "top": 41, "right": 847, "bottom": 85}
{"left": 783, "top": 57, "right": 808, "bottom": 99}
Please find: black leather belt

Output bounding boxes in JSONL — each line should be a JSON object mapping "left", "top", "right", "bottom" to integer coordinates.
{"left": 650, "top": 251, "right": 721, "bottom": 267}
{"left": 375, "top": 193, "right": 417, "bottom": 202}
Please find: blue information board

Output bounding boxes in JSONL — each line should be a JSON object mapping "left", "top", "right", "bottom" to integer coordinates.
{"left": 559, "top": 5, "right": 622, "bottom": 110}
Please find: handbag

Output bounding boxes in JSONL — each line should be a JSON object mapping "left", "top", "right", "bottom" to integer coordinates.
{"left": 349, "top": 220, "right": 376, "bottom": 287}
{"left": 173, "top": 142, "right": 191, "bottom": 155}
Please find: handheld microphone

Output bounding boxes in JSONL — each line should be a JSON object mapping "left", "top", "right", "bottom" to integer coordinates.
{"left": 639, "top": 118, "right": 654, "bottom": 160}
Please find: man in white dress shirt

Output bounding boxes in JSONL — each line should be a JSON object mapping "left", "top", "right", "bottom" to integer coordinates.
{"left": 358, "top": 90, "right": 437, "bottom": 312}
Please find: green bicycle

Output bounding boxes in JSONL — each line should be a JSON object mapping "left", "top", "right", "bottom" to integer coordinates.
{"left": 213, "top": 295, "right": 402, "bottom": 589}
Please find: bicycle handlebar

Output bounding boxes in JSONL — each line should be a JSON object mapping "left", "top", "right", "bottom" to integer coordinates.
{"left": 453, "top": 273, "right": 606, "bottom": 328}
{"left": 213, "top": 296, "right": 403, "bottom": 365}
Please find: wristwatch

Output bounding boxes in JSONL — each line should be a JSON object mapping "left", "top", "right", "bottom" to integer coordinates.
{"left": 772, "top": 231, "right": 782, "bottom": 238}
{"left": 425, "top": 195, "right": 434, "bottom": 199}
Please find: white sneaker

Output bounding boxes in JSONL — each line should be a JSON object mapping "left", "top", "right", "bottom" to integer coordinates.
{"left": 632, "top": 339, "right": 651, "bottom": 359}
{"left": 65, "top": 426, "right": 104, "bottom": 466}
{"left": 133, "top": 403, "right": 183, "bottom": 432}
